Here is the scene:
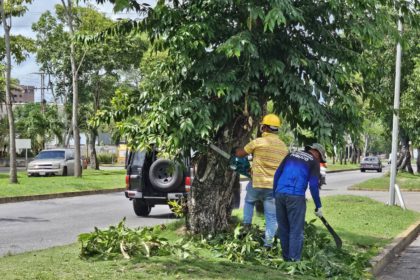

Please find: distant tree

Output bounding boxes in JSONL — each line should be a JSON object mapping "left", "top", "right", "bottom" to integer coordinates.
{"left": 0, "top": 0, "right": 33, "bottom": 183}
{"left": 33, "top": 4, "right": 148, "bottom": 169}
{"left": 400, "top": 44, "right": 420, "bottom": 173}
{"left": 14, "top": 103, "right": 64, "bottom": 153}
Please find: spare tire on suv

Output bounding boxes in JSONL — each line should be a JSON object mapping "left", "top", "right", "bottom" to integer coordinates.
{"left": 148, "top": 159, "right": 183, "bottom": 192}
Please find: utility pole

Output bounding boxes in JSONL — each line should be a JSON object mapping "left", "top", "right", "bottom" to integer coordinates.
{"left": 31, "top": 72, "right": 47, "bottom": 113}
{"left": 389, "top": 14, "right": 403, "bottom": 206}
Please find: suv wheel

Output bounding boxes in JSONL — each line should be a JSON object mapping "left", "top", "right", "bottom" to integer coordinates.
{"left": 133, "top": 199, "right": 151, "bottom": 217}
{"left": 361, "top": 169, "right": 365, "bottom": 172}
{"left": 377, "top": 168, "right": 382, "bottom": 173}
{"left": 62, "top": 167, "right": 68, "bottom": 176}
{"left": 149, "top": 159, "right": 183, "bottom": 192}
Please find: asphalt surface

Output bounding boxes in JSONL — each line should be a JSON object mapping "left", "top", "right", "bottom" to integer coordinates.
{"left": 379, "top": 234, "right": 420, "bottom": 280}
{"left": 0, "top": 167, "right": 26, "bottom": 173}
{"left": 0, "top": 193, "right": 176, "bottom": 256}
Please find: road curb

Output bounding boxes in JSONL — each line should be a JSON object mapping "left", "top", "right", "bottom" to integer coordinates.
{"left": 0, "top": 188, "right": 125, "bottom": 204}
{"left": 349, "top": 188, "right": 420, "bottom": 192}
{"left": 370, "top": 220, "right": 420, "bottom": 277}
{"left": 326, "top": 168, "right": 359, "bottom": 173}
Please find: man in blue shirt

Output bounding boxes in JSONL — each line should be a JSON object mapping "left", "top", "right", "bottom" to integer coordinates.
{"left": 273, "top": 143, "right": 326, "bottom": 261}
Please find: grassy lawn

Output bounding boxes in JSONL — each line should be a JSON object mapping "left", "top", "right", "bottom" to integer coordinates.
{"left": 0, "top": 195, "right": 418, "bottom": 280}
{"left": 327, "top": 163, "right": 359, "bottom": 171}
{"left": 350, "top": 172, "right": 420, "bottom": 191}
{"left": 0, "top": 169, "right": 125, "bottom": 198}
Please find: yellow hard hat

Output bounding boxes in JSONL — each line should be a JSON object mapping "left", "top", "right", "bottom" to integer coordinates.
{"left": 260, "top": 114, "right": 281, "bottom": 127}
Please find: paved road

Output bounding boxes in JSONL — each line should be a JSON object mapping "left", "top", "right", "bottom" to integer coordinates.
{"left": 0, "top": 167, "right": 26, "bottom": 173}
{"left": 379, "top": 234, "right": 420, "bottom": 280}
{"left": 0, "top": 193, "right": 176, "bottom": 256}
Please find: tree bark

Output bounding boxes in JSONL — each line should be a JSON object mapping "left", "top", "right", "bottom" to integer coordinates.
{"left": 61, "top": 0, "right": 81, "bottom": 177}
{"left": 416, "top": 147, "right": 420, "bottom": 174}
{"left": 363, "top": 134, "right": 369, "bottom": 157}
{"left": 397, "top": 136, "right": 414, "bottom": 174}
{"left": 1, "top": 1, "right": 18, "bottom": 183}
{"left": 187, "top": 115, "right": 254, "bottom": 234}
{"left": 89, "top": 78, "right": 100, "bottom": 170}
{"left": 89, "top": 129, "right": 99, "bottom": 169}
{"left": 350, "top": 144, "right": 357, "bottom": 164}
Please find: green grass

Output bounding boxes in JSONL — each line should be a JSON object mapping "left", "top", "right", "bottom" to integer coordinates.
{"left": 0, "top": 244, "right": 309, "bottom": 280}
{"left": 0, "top": 195, "right": 418, "bottom": 280}
{"left": 350, "top": 172, "right": 420, "bottom": 191}
{"left": 0, "top": 169, "right": 125, "bottom": 198}
{"left": 327, "top": 163, "right": 359, "bottom": 171}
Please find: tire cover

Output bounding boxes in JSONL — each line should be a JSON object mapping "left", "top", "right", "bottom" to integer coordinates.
{"left": 148, "top": 159, "right": 183, "bottom": 192}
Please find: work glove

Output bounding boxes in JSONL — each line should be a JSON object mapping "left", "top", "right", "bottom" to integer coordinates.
{"left": 315, "top": 208, "right": 323, "bottom": 218}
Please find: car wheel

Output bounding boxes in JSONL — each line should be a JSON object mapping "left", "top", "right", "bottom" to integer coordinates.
{"left": 378, "top": 168, "right": 382, "bottom": 173}
{"left": 149, "top": 159, "right": 183, "bottom": 192}
{"left": 62, "top": 167, "right": 68, "bottom": 176}
{"left": 361, "top": 169, "right": 365, "bottom": 172}
{"left": 133, "top": 199, "right": 151, "bottom": 217}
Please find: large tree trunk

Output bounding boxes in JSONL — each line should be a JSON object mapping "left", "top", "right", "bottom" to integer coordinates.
{"left": 1, "top": 1, "right": 18, "bottom": 183}
{"left": 416, "top": 147, "right": 420, "bottom": 174}
{"left": 187, "top": 115, "right": 254, "bottom": 234}
{"left": 62, "top": 0, "right": 81, "bottom": 177}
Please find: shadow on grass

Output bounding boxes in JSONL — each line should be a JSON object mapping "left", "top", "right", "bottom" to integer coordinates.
{"left": 316, "top": 224, "right": 388, "bottom": 250}
{"left": 147, "top": 213, "right": 178, "bottom": 219}
{"left": 127, "top": 256, "right": 299, "bottom": 280}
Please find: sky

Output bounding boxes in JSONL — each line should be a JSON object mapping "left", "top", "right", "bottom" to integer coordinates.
{"left": 1, "top": 0, "right": 154, "bottom": 102}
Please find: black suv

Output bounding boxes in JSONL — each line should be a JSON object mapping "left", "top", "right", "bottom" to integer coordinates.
{"left": 125, "top": 148, "right": 192, "bottom": 217}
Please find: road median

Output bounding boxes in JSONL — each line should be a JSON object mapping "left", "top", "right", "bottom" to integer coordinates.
{"left": 0, "top": 188, "right": 125, "bottom": 204}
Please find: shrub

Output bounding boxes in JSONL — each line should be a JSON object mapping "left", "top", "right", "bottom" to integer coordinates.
{"left": 97, "top": 153, "right": 117, "bottom": 164}
{"left": 78, "top": 219, "right": 193, "bottom": 260}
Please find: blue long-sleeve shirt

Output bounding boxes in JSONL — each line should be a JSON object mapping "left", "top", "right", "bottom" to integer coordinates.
{"left": 273, "top": 151, "right": 322, "bottom": 209}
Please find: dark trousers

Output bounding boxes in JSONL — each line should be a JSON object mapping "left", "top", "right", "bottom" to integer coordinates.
{"left": 275, "top": 193, "right": 306, "bottom": 261}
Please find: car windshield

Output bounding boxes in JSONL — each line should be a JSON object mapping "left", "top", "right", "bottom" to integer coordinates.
{"left": 36, "top": 151, "right": 65, "bottom": 159}
{"left": 362, "top": 157, "right": 378, "bottom": 162}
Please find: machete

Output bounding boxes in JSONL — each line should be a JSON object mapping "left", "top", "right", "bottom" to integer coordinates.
{"left": 318, "top": 215, "right": 342, "bottom": 249}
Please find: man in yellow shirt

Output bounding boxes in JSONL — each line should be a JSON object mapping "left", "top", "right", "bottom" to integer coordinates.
{"left": 235, "top": 114, "right": 288, "bottom": 247}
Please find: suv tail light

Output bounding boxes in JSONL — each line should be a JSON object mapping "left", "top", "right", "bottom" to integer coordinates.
{"left": 185, "top": 176, "right": 191, "bottom": 192}
{"left": 125, "top": 175, "right": 129, "bottom": 189}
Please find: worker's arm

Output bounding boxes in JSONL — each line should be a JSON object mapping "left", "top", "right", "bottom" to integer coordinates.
{"left": 308, "top": 163, "right": 322, "bottom": 209}
{"left": 235, "top": 139, "right": 255, "bottom": 158}
{"left": 235, "top": 148, "right": 249, "bottom": 158}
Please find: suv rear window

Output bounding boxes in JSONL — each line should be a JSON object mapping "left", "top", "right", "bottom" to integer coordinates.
{"left": 132, "top": 151, "right": 146, "bottom": 166}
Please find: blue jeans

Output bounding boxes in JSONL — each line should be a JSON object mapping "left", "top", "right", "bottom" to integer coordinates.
{"left": 275, "top": 193, "right": 306, "bottom": 261}
{"left": 243, "top": 182, "right": 277, "bottom": 246}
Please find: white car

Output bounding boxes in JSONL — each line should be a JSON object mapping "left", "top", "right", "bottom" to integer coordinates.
{"left": 27, "top": 149, "right": 81, "bottom": 176}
